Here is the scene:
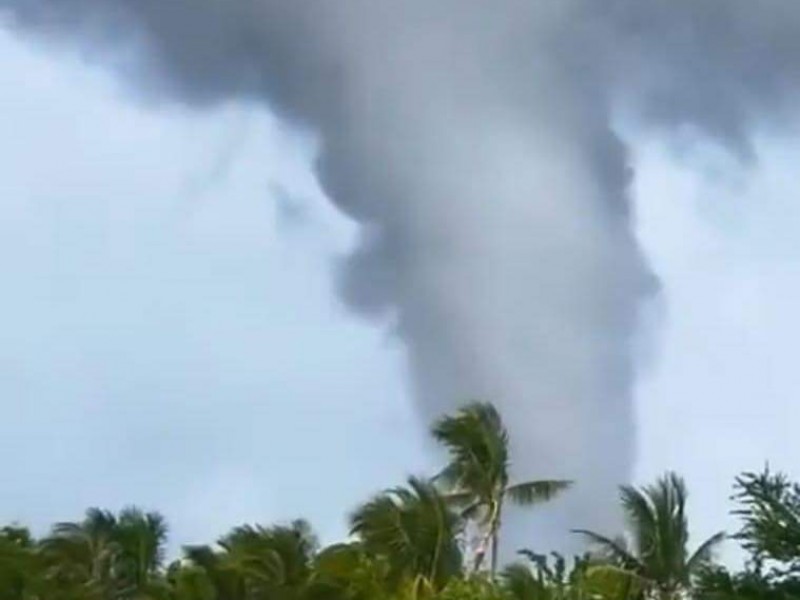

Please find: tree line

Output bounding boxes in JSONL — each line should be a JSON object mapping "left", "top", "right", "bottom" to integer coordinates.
{"left": 1, "top": 402, "right": 798, "bottom": 599}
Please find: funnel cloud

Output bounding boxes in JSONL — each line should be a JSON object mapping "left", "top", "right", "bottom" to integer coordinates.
{"left": 3, "top": 0, "right": 800, "bottom": 553}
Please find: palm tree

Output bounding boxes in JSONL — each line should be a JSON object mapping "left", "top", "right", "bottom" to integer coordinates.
{"left": 115, "top": 507, "right": 168, "bottom": 594}
{"left": 349, "top": 476, "right": 463, "bottom": 597}
{"left": 432, "top": 402, "right": 572, "bottom": 573}
{"left": 185, "top": 519, "right": 318, "bottom": 600}
{"left": 574, "top": 472, "right": 724, "bottom": 600}
{"left": 40, "top": 507, "right": 169, "bottom": 599}
{"left": 223, "top": 519, "right": 317, "bottom": 598}
{"left": 42, "top": 508, "right": 120, "bottom": 595}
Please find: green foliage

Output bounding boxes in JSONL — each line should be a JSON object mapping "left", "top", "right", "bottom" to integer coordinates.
{"left": 3, "top": 403, "right": 796, "bottom": 600}
{"left": 180, "top": 519, "right": 319, "bottom": 600}
{"left": 501, "top": 552, "right": 642, "bottom": 600}
{"left": 436, "top": 576, "right": 509, "bottom": 600}
{"left": 575, "top": 472, "right": 724, "bottom": 599}
{"left": 309, "top": 543, "right": 395, "bottom": 599}
{"left": 350, "top": 476, "right": 463, "bottom": 595}
{"left": 115, "top": 507, "right": 168, "bottom": 591}
{"left": 0, "top": 526, "right": 42, "bottom": 600}
{"left": 695, "top": 564, "right": 800, "bottom": 600}
{"left": 733, "top": 468, "right": 800, "bottom": 577}
{"left": 696, "top": 467, "right": 800, "bottom": 599}
{"left": 166, "top": 561, "right": 216, "bottom": 600}
{"left": 37, "top": 506, "right": 170, "bottom": 598}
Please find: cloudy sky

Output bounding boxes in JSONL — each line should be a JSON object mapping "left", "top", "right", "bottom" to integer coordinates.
{"left": 2, "top": 19, "right": 800, "bottom": 562}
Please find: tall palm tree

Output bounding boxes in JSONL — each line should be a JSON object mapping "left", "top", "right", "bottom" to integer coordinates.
{"left": 349, "top": 476, "right": 463, "bottom": 597}
{"left": 432, "top": 402, "right": 572, "bottom": 573}
{"left": 574, "top": 472, "right": 724, "bottom": 600}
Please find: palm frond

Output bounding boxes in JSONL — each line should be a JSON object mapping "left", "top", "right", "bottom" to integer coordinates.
{"left": 431, "top": 402, "right": 510, "bottom": 498}
{"left": 582, "top": 564, "right": 648, "bottom": 600}
{"left": 349, "top": 476, "right": 462, "bottom": 591}
{"left": 116, "top": 507, "right": 169, "bottom": 584}
{"left": 220, "top": 519, "right": 316, "bottom": 588}
{"left": 460, "top": 500, "right": 484, "bottom": 522}
{"left": 686, "top": 531, "right": 726, "bottom": 574}
{"left": 506, "top": 480, "right": 572, "bottom": 506}
{"left": 501, "top": 562, "right": 546, "bottom": 599}
{"left": 618, "top": 484, "right": 658, "bottom": 564}
{"left": 572, "top": 530, "right": 642, "bottom": 572}
{"left": 441, "top": 490, "right": 476, "bottom": 506}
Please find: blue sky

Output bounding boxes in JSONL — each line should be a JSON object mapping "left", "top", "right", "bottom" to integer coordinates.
{"left": 2, "top": 25, "right": 800, "bottom": 562}
{"left": 634, "top": 132, "right": 800, "bottom": 560}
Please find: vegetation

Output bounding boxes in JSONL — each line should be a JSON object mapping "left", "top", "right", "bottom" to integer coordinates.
{"left": 0, "top": 402, "right": 796, "bottom": 599}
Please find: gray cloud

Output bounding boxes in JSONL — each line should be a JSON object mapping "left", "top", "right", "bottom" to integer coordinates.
{"left": 3, "top": 0, "right": 800, "bottom": 553}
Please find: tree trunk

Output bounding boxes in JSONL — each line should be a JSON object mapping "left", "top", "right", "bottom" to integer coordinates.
{"left": 472, "top": 532, "right": 489, "bottom": 573}
{"left": 472, "top": 501, "right": 502, "bottom": 575}
{"left": 490, "top": 529, "right": 500, "bottom": 575}
{"left": 489, "top": 503, "right": 502, "bottom": 576}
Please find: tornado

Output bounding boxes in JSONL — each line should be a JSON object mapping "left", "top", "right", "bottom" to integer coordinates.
{"left": 4, "top": 0, "right": 800, "bottom": 554}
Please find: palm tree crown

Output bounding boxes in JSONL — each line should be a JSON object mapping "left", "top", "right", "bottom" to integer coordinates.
{"left": 349, "top": 476, "right": 463, "bottom": 596}
{"left": 575, "top": 472, "right": 724, "bottom": 599}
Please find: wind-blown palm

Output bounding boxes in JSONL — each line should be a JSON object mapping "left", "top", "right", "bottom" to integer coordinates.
{"left": 224, "top": 519, "right": 317, "bottom": 597}
{"left": 184, "top": 519, "right": 318, "bottom": 600}
{"left": 115, "top": 507, "right": 168, "bottom": 594}
{"left": 40, "top": 507, "right": 170, "bottom": 598}
{"left": 574, "top": 472, "right": 724, "bottom": 600}
{"left": 43, "top": 508, "right": 120, "bottom": 593}
{"left": 432, "top": 402, "right": 572, "bottom": 573}
{"left": 350, "top": 476, "right": 463, "bottom": 596}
